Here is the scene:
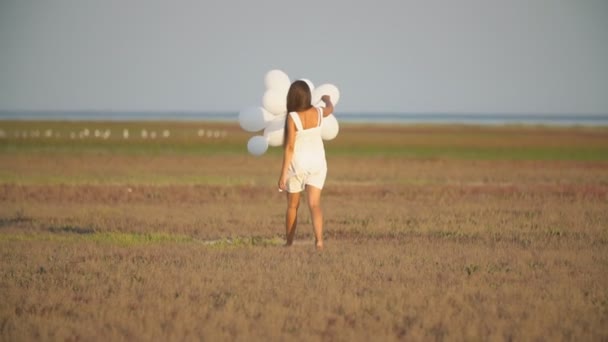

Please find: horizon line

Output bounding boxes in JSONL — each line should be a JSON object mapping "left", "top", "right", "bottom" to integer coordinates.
{"left": 1, "top": 110, "right": 607, "bottom": 117}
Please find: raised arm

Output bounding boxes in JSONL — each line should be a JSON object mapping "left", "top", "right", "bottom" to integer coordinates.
{"left": 321, "top": 95, "right": 334, "bottom": 117}
{"left": 278, "top": 114, "right": 297, "bottom": 191}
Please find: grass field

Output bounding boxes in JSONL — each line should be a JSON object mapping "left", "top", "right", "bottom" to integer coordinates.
{"left": 1, "top": 120, "right": 607, "bottom": 340}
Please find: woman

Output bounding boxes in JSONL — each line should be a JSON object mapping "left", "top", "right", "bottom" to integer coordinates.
{"left": 278, "top": 80, "right": 334, "bottom": 250}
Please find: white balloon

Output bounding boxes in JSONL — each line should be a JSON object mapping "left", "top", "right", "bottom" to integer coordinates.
{"left": 262, "top": 89, "right": 287, "bottom": 116}
{"left": 238, "top": 107, "right": 273, "bottom": 132}
{"left": 247, "top": 135, "right": 269, "bottom": 156}
{"left": 312, "top": 84, "right": 340, "bottom": 108}
{"left": 300, "top": 79, "right": 315, "bottom": 92}
{"left": 321, "top": 114, "right": 339, "bottom": 140}
{"left": 263, "top": 115, "right": 286, "bottom": 147}
{"left": 265, "top": 69, "right": 291, "bottom": 91}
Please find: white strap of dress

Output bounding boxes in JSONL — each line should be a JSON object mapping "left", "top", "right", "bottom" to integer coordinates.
{"left": 289, "top": 112, "right": 303, "bottom": 131}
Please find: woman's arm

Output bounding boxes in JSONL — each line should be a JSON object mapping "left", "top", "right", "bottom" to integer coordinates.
{"left": 278, "top": 115, "right": 297, "bottom": 191}
{"left": 321, "top": 95, "right": 334, "bottom": 117}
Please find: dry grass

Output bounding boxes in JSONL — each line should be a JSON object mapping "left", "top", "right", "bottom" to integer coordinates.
{"left": 0, "top": 122, "right": 607, "bottom": 340}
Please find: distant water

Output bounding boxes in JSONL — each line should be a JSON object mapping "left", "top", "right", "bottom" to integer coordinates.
{"left": 1, "top": 111, "right": 607, "bottom": 126}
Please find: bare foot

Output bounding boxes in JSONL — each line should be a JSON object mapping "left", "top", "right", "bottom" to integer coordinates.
{"left": 315, "top": 243, "right": 324, "bottom": 251}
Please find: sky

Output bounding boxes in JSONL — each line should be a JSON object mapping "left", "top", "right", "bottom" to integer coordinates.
{"left": 1, "top": 0, "right": 607, "bottom": 114}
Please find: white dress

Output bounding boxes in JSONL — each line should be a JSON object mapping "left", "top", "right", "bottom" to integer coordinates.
{"left": 286, "top": 107, "right": 327, "bottom": 192}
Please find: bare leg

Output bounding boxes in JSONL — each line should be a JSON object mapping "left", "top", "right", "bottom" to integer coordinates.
{"left": 285, "top": 192, "right": 300, "bottom": 246}
{"left": 306, "top": 185, "right": 323, "bottom": 249}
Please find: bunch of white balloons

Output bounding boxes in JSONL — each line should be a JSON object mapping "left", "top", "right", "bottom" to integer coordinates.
{"left": 239, "top": 69, "right": 341, "bottom": 156}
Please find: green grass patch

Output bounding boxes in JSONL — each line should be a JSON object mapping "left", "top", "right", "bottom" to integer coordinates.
{"left": 202, "top": 236, "right": 285, "bottom": 248}
{"left": 0, "top": 232, "right": 193, "bottom": 246}
{"left": 0, "top": 140, "right": 245, "bottom": 156}
{"left": 0, "top": 231, "right": 284, "bottom": 247}
{"left": 327, "top": 145, "right": 608, "bottom": 161}
{"left": 3, "top": 139, "right": 606, "bottom": 160}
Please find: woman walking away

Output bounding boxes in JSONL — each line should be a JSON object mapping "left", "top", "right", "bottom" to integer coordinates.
{"left": 278, "top": 80, "right": 334, "bottom": 250}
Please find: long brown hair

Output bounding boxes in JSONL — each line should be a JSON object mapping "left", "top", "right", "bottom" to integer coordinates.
{"left": 284, "top": 80, "right": 312, "bottom": 146}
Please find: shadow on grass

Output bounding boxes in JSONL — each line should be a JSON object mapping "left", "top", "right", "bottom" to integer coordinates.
{"left": 48, "top": 225, "right": 95, "bottom": 234}
{"left": 0, "top": 216, "right": 33, "bottom": 228}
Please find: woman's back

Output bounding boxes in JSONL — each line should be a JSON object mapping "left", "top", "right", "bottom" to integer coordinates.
{"left": 294, "top": 107, "right": 321, "bottom": 130}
